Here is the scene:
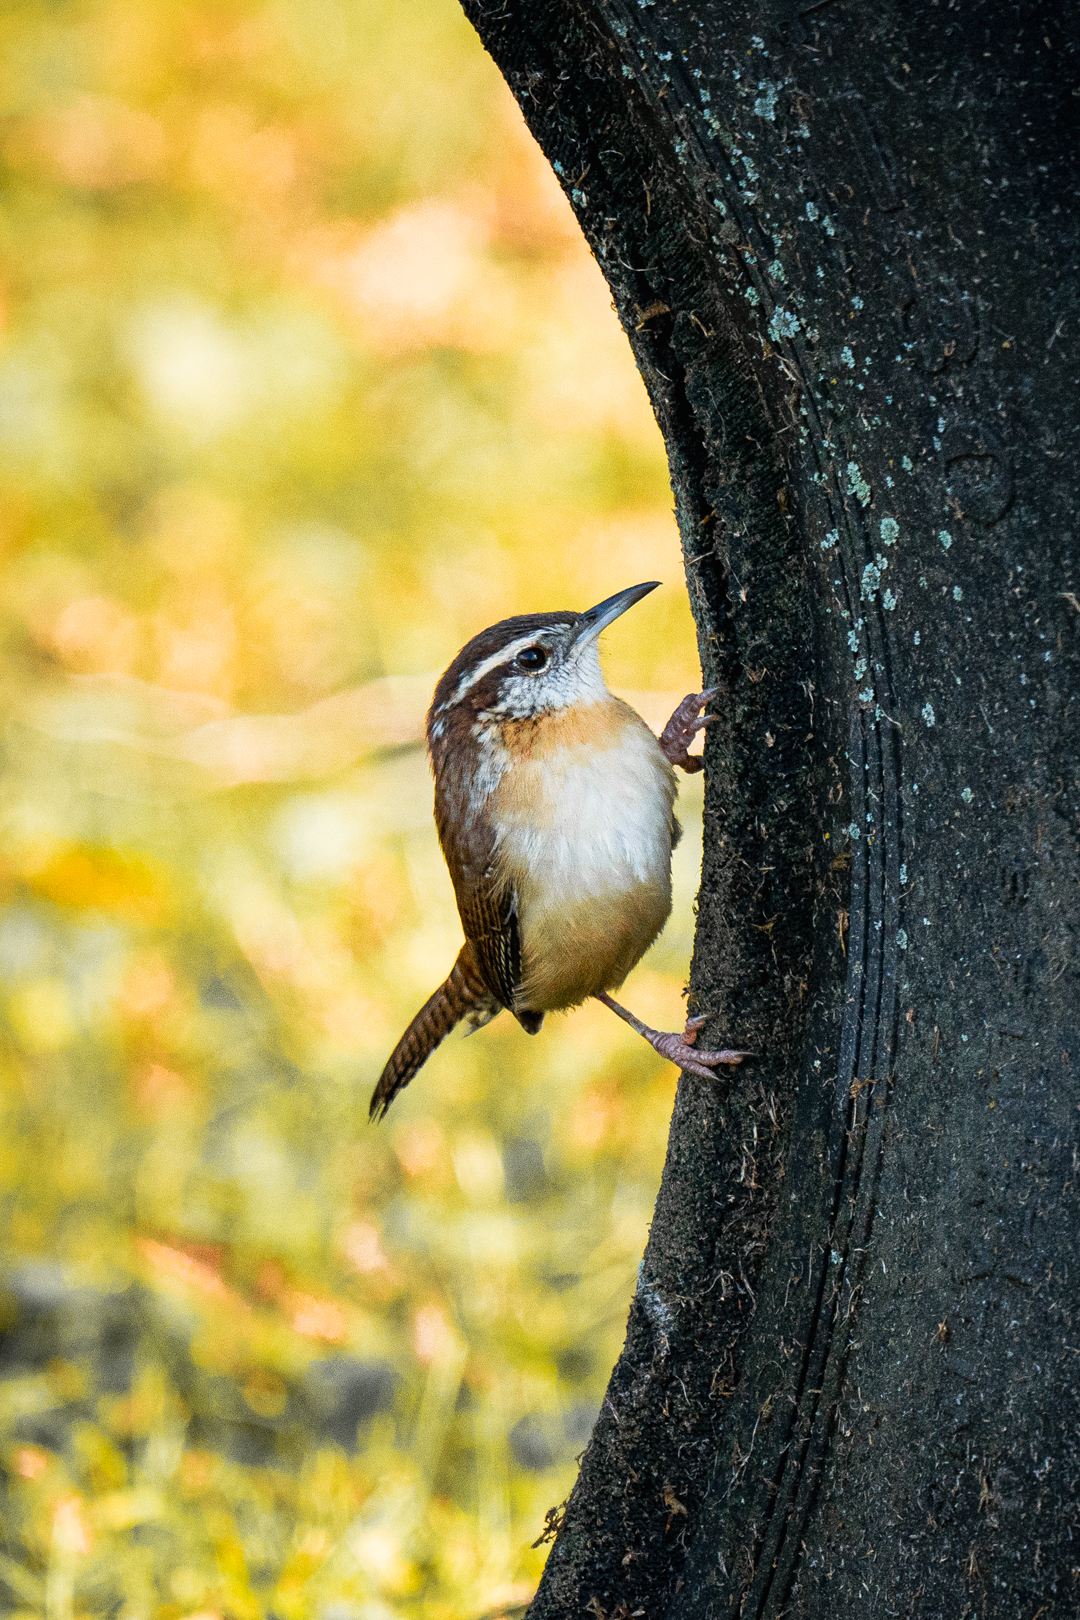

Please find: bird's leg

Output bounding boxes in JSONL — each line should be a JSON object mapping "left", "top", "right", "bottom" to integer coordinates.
{"left": 596, "top": 992, "right": 750, "bottom": 1080}
{"left": 659, "top": 687, "right": 721, "bottom": 774}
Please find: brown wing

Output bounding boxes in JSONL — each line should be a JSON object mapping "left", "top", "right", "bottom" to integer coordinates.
{"left": 430, "top": 747, "right": 523, "bottom": 1013}
{"left": 457, "top": 866, "right": 521, "bottom": 1012}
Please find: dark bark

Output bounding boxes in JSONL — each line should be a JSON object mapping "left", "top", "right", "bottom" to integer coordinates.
{"left": 459, "top": 1, "right": 1080, "bottom": 1615}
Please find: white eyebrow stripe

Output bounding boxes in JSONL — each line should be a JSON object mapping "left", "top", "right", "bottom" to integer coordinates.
{"left": 435, "top": 630, "right": 554, "bottom": 712}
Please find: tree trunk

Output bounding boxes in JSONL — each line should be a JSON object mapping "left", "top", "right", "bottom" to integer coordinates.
{"left": 459, "top": 1, "right": 1080, "bottom": 1615}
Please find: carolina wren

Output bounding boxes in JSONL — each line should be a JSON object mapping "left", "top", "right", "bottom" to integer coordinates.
{"left": 370, "top": 581, "right": 748, "bottom": 1120}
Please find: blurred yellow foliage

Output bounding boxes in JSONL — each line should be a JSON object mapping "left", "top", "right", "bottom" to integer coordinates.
{"left": 0, "top": 0, "right": 705, "bottom": 1614}
{"left": 25, "top": 847, "right": 165, "bottom": 918}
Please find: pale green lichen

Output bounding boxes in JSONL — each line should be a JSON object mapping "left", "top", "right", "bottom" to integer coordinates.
{"left": 846, "top": 461, "right": 871, "bottom": 506}
{"left": 861, "top": 556, "right": 887, "bottom": 598}
{"left": 768, "top": 307, "right": 799, "bottom": 340}
{"left": 922, "top": 702, "right": 936, "bottom": 727}
{"left": 880, "top": 516, "right": 899, "bottom": 546}
{"left": 753, "top": 82, "right": 777, "bottom": 119}
{"left": 939, "top": 529, "right": 953, "bottom": 550}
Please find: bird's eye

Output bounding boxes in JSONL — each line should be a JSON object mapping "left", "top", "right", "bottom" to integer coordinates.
{"left": 516, "top": 645, "right": 548, "bottom": 672}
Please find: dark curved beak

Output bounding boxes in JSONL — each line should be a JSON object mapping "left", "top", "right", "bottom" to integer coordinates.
{"left": 575, "top": 581, "right": 660, "bottom": 646}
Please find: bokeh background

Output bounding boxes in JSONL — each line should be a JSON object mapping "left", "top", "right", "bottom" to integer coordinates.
{"left": 0, "top": 1, "right": 705, "bottom": 1614}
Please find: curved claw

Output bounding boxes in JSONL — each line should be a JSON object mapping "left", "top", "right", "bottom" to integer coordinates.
{"left": 650, "top": 1029, "right": 751, "bottom": 1074}
{"left": 594, "top": 991, "right": 753, "bottom": 1081}
{"left": 659, "top": 689, "right": 723, "bottom": 772}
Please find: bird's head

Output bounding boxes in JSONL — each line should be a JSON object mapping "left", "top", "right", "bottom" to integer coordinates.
{"left": 427, "top": 582, "right": 659, "bottom": 739}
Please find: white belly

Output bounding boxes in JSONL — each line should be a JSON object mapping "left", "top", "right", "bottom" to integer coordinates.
{"left": 491, "top": 717, "right": 677, "bottom": 1008}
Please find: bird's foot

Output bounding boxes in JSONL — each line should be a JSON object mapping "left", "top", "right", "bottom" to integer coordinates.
{"left": 659, "top": 688, "right": 721, "bottom": 773}
{"left": 596, "top": 993, "right": 751, "bottom": 1080}
{"left": 647, "top": 1014, "right": 751, "bottom": 1079}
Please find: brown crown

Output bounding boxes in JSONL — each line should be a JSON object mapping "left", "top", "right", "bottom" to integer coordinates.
{"left": 428, "top": 610, "right": 579, "bottom": 717}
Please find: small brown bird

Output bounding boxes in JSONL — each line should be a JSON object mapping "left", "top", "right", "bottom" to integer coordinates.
{"left": 369, "top": 582, "right": 748, "bottom": 1120}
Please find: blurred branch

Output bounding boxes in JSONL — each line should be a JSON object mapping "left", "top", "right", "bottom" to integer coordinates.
{"left": 14, "top": 674, "right": 690, "bottom": 799}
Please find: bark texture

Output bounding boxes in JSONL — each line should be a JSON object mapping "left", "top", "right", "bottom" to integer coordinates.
{"left": 458, "top": 2, "right": 1080, "bottom": 1614}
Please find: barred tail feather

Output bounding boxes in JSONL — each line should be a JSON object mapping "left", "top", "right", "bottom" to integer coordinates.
{"left": 369, "top": 945, "right": 495, "bottom": 1121}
